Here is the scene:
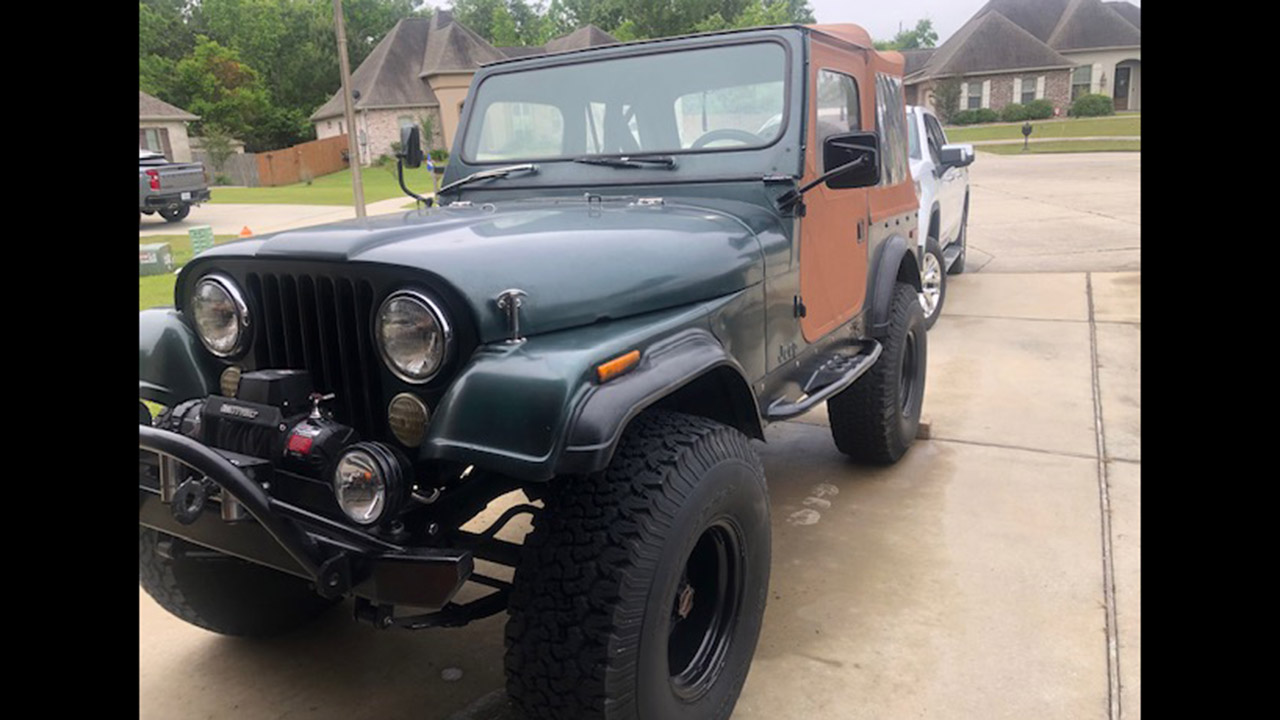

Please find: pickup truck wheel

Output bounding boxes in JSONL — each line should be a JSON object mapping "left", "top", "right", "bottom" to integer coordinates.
{"left": 948, "top": 197, "right": 969, "bottom": 275}
{"left": 505, "top": 410, "right": 770, "bottom": 720}
{"left": 920, "top": 238, "right": 946, "bottom": 329}
{"left": 139, "top": 527, "right": 338, "bottom": 637}
{"left": 827, "top": 281, "right": 927, "bottom": 464}
{"left": 159, "top": 204, "right": 190, "bottom": 223}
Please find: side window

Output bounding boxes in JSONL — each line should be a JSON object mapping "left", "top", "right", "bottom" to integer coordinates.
{"left": 924, "top": 114, "right": 948, "bottom": 146}
{"left": 874, "top": 73, "right": 909, "bottom": 186}
{"left": 816, "top": 69, "right": 860, "bottom": 145}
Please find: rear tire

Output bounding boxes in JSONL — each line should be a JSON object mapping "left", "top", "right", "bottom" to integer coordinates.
{"left": 827, "top": 282, "right": 927, "bottom": 464}
{"left": 505, "top": 410, "right": 770, "bottom": 720}
{"left": 159, "top": 204, "right": 190, "bottom": 223}
{"left": 139, "top": 527, "right": 338, "bottom": 637}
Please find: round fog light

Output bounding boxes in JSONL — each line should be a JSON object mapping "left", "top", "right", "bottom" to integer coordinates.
{"left": 388, "top": 393, "right": 430, "bottom": 447}
{"left": 332, "top": 443, "right": 407, "bottom": 526}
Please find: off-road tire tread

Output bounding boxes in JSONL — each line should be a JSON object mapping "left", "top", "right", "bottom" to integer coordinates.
{"left": 504, "top": 410, "right": 766, "bottom": 720}
{"left": 139, "top": 527, "right": 336, "bottom": 637}
{"left": 827, "top": 282, "right": 924, "bottom": 464}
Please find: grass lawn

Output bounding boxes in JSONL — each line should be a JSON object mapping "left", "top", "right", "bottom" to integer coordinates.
{"left": 946, "top": 115, "right": 1140, "bottom": 143}
{"left": 978, "top": 139, "right": 1140, "bottom": 155}
{"left": 209, "top": 165, "right": 445, "bottom": 206}
{"left": 140, "top": 233, "right": 239, "bottom": 310}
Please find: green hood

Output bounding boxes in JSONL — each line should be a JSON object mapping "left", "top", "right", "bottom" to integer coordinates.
{"left": 196, "top": 200, "right": 766, "bottom": 343}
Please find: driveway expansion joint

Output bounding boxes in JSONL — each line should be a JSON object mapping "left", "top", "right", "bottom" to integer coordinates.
{"left": 1088, "top": 272, "right": 1123, "bottom": 720}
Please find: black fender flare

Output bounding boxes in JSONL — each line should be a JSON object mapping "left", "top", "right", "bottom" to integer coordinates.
{"left": 555, "top": 329, "right": 763, "bottom": 476}
{"left": 139, "top": 308, "right": 221, "bottom": 406}
{"left": 868, "top": 233, "right": 922, "bottom": 337}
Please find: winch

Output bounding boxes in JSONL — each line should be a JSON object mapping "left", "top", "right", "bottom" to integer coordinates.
{"left": 158, "top": 369, "right": 358, "bottom": 480}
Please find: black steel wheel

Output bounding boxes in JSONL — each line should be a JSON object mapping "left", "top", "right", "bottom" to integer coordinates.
{"left": 505, "top": 410, "right": 770, "bottom": 720}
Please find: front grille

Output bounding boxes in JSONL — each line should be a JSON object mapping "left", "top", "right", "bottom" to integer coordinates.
{"left": 245, "top": 272, "right": 382, "bottom": 438}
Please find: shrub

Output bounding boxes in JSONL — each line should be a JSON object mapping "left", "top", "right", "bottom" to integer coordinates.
{"left": 428, "top": 148, "right": 449, "bottom": 164}
{"left": 1000, "top": 103, "right": 1029, "bottom": 122}
{"left": 931, "top": 79, "right": 962, "bottom": 124}
{"left": 1024, "top": 99, "right": 1054, "bottom": 119}
{"left": 214, "top": 174, "right": 232, "bottom": 186}
{"left": 950, "top": 109, "right": 979, "bottom": 125}
{"left": 974, "top": 108, "right": 999, "bottom": 123}
{"left": 1068, "top": 93, "right": 1115, "bottom": 117}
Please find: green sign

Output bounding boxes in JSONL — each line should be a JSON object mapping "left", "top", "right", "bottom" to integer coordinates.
{"left": 189, "top": 225, "right": 215, "bottom": 257}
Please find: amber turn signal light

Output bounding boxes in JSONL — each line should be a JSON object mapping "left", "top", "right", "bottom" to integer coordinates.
{"left": 596, "top": 350, "right": 640, "bottom": 384}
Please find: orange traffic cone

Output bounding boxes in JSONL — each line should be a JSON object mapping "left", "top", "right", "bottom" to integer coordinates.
{"left": 239, "top": 226, "right": 253, "bottom": 238}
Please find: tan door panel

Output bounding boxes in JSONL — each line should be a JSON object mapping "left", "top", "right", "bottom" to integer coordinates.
{"left": 798, "top": 39, "right": 871, "bottom": 342}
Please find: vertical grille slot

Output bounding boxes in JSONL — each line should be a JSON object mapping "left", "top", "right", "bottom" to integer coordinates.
{"left": 243, "top": 271, "right": 383, "bottom": 438}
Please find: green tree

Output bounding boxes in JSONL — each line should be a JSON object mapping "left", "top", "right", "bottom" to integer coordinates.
{"left": 930, "top": 78, "right": 961, "bottom": 123}
{"left": 491, "top": 3, "right": 520, "bottom": 45}
{"left": 874, "top": 18, "right": 938, "bottom": 50}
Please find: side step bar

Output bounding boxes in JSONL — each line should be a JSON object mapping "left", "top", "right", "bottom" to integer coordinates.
{"left": 765, "top": 340, "right": 882, "bottom": 421}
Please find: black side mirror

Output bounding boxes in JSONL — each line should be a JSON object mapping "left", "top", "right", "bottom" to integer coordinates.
{"left": 939, "top": 144, "right": 975, "bottom": 169}
{"left": 823, "top": 132, "right": 880, "bottom": 189}
{"left": 399, "top": 126, "right": 424, "bottom": 169}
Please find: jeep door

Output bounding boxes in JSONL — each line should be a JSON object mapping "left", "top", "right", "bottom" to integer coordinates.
{"left": 798, "top": 38, "right": 871, "bottom": 342}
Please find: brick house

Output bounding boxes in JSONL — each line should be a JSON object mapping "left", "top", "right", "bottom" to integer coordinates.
{"left": 310, "top": 10, "right": 616, "bottom": 165}
{"left": 904, "top": 0, "right": 1140, "bottom": 120}
{"left": 140, "top": 91, "right": 199, "bottom": 162}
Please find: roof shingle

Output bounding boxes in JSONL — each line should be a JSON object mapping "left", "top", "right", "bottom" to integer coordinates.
{"left": 140, "top": 91, "right": 199, "bottom": 121}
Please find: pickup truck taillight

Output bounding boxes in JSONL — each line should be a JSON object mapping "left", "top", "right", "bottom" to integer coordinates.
{"left": 146, "top": 169, "right": 160, "bottom": 191}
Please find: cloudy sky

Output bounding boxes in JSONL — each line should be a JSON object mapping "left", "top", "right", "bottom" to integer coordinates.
{"left": 808, "top": 0, "right": 1141, "bottom": 45}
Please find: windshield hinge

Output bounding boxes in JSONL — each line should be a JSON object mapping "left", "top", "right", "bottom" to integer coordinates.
{"left": 763, "top": 174, "right": 794, "bottom": 183}
{"left": 447, "top": 200, "right": 473, "bottom": 208}
{"left": 793, "top": 295, "right": 807, "bottom": 318}
{"left": 632, "top": 197, "right": 664, "bottom": 207}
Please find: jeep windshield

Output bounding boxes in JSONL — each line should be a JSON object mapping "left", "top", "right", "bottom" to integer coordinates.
{"left": 461, "top": 42, "right": 787, "bottom": 164}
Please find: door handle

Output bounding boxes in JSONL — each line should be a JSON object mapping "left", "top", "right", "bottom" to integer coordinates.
{"left": 856, "top": 220, "right": 864, "bottom": 243}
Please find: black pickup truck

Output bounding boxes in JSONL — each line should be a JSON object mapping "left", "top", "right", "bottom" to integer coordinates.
{"left": 139, "top": 149, "right": 210, "bottom": 223}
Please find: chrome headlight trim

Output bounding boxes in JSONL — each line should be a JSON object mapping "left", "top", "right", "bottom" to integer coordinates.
{"left": 191, "top": 273, "right": 251, "bottom": 359}
{"left": 375, "top": 290, "right": 454, "bottom": 384}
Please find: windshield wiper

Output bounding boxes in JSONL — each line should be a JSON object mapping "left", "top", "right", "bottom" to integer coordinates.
{"left": 437, "top": 163, "right": 538, "bottom": 196}
{"left": 573, "top": 154, "right": 677, "bottom": 169}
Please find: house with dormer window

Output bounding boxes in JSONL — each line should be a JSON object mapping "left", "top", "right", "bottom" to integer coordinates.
{"left": 904, "top": 0, "right": 1140, "bottom": 118}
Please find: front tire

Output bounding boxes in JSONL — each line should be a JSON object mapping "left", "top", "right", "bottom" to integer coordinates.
{"left": 139, "top": 527, "right": 338, "bottom": 637}
{"left": 920, "top": 237, "right": 946, "bottom": 329}
{"left": 505, "top": 410, "right": 771, "bottom": 720}
{"left": 159, "top": 203, "right": 190, "bottom": 222}
{"left": 827, "top": 282, "right": 927, "bottom": 464}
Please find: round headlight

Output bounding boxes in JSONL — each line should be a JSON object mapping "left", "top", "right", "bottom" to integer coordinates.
{"left": 333, "top": 449, "right": 386, "bottom": 525}
{"left": 375, "top": 291, "right": 451, "bottom": 383}
{"left": 332, "top": 442, "right": 408, "bottom": 526}
{"left": 190, "top": 275, "right": 249, "bottom": 358}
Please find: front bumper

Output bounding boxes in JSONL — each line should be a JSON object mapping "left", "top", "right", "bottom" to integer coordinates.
{"left": 138, "top": 426, "right": 472, "bottom": 608}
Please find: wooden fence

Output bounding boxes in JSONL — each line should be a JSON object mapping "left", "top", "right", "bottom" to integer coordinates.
{"left": 255, "top": 135, "right": 350, "bottom": 187}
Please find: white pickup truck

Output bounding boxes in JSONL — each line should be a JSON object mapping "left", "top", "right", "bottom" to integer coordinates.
{"left": 907, "top": 105, "right": 974, "bottom": 328}
{"left": 139, "top": 149, "right": 210, "bottom": 223}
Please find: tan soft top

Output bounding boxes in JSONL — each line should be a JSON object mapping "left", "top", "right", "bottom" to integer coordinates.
{"left": 805, "top": 23, "right": 905, "bottom": 76}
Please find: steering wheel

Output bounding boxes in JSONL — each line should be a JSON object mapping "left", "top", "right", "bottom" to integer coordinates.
{"left": 690, "top": 128, "right": 762, "bottom": 149}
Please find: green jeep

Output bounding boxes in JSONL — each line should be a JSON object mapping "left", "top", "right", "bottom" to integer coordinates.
{"left": 139, "top": 22, "right": 925, "bottom": 720}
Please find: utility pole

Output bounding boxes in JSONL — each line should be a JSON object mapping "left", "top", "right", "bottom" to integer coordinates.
{"left": 333, "top": 0, "right": 366, "bottom": 218}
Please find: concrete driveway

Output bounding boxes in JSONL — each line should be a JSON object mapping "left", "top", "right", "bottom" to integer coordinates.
{"left": 139, "top": 153, "right": 1140, "bottom": 719}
